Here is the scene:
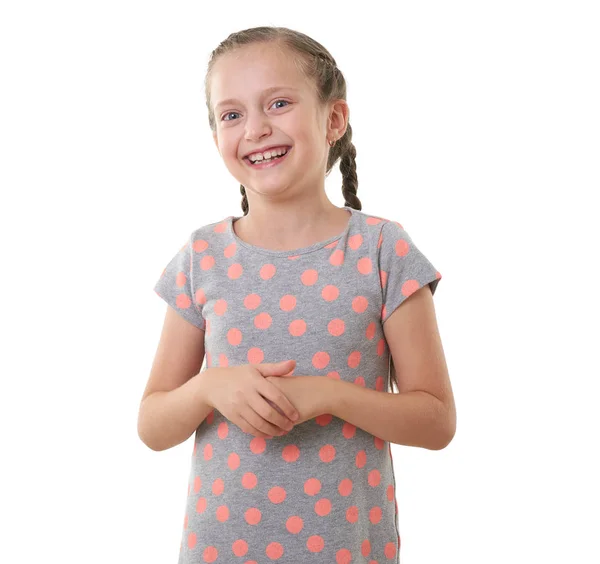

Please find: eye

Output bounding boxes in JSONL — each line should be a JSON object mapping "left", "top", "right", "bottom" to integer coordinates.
{"left": 220, "top": 100, "right": 290, "bottom": 122}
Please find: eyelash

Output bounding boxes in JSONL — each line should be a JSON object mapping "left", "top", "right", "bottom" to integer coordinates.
{"left": 220, "top": 99, "right": 290, "bottom": 122}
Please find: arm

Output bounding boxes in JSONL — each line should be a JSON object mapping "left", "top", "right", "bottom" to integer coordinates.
{"left": 138, "top": 369, "right": 214, "bottom": 452}
{"left": 320, "top": 377, "right": 454, "bottom": 450}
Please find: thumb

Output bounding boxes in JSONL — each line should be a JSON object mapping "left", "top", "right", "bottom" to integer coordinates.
{"left": 254, "top": 359, "right": 296, "bottom": 377}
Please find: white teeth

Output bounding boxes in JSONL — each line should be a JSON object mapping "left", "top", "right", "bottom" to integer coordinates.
{"left": 248, "top": 147, "right": 288, "bottom": 163}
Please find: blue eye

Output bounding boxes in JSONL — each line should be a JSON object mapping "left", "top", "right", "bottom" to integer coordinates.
{"left": 221, "top": 99, "right": 289, "bottom": 122}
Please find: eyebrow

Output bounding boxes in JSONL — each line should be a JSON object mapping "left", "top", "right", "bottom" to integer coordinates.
{"left": 214, "top": 86, "right": 299, "bottom": 110}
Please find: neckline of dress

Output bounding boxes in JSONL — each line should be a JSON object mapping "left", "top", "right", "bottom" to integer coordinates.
{"left": 227, "top": 206, "right": 356, "bottom": 257}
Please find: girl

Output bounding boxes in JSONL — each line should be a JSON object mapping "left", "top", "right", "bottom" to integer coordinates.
{"left": 139, "top": 26, "right": 456, "bottom": 564}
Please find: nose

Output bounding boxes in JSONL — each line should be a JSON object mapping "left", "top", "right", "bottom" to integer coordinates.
{"left": 244, "top": 111, "right": 272, "bottom": 142}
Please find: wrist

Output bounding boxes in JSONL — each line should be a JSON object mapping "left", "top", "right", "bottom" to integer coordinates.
{"left": 195, "top": 367, "right": 217, "bottom": 408}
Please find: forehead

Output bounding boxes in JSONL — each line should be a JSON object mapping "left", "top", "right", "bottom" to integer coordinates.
{"left": 211, "top": 44, "right": 309, "bottom": 109}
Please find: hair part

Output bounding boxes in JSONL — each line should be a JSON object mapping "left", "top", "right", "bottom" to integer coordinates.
{"left": 204, "top": 26, "right": 362, "bottom": 216}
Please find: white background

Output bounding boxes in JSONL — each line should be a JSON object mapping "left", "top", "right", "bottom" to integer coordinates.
{"left": 2, "top": 1, "right": 599, "bottom": 563}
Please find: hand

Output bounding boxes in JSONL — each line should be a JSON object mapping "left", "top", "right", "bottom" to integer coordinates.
{"left": 264, "top": 375, "right": 328, "bottom": 426}
{"left": 204, "top": 360, "right": 300, "bottom": 438}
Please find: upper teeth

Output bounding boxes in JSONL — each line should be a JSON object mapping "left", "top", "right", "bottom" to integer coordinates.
{"left": 247, "top": 147, "right": 288, "bottom": 162}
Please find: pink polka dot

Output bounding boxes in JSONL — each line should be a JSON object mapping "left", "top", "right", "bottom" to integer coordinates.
{"left": 329, "top": 249, "right": 345, "bottom": 266}
{"left": 369, "top": 506, "right": 382, "bottom": 523}
{"left": 280, "top": 294, "right": 296, "bottom": 311}
{"left": 286, "top": 516, "right": 304, "bottom": 534}
{"left": 301, "top": 269, "right": 319, "bottom": 285}
{"left": 228, "top": 263, "right": 243, "bottom": 279}
{"left": 249, "top": 437, "right": 266, "bottom": 453}
{"left": 348, "top": 350, "right": 361, "bottom": 368}
{"left": 223, "top": 242, "right": 237, "bottom": 258}
{"left": 348, "top": 233, "right": 363, "bottom": 250}
{"left": 352, "top": 296, "right": 368, "bottom": 313}
{"left": 315, "top": 413, "right": 333, "bottom": 426}
{"left": 338, "top": 478, "right": 353, "bottom": 496}
{"left": 336, "top": 548, "right": 352, "bottom": 564}
{"left": 214, "top": 222, "right": 227, "bottom": 233}
{"left": 378, "top": 232, "right": 384, "bottom": 248}
{"left": 214, "top": 299, "right": 227, "bottom": 315}
{"left": 319, "top": 444, "right": 336, "bottom": 462}
{"left": 247, "top": 347, "right": 264, "bottom": 364}
{"left": 354, "top": 376, "right": 365, "bottom": 387}
{"left": 216, "top": 505, "right": 229, "bottom": 522}
{"left": 327, "top": 371, "right": 341, "bottom": 380}
{"left": 385, "top": 542, "right": 397, "bottom": 559}
{"left": 266, "top": 541, "right": 284, "bottom": 560}
{"left": 366, "top": 322, "right": 376, "bottom": 339}
{"left": 361, "top": 539, "right": 371, "bottom": 557}
{"left": 242, "top": 472, "right": 258, "bottom": 489}
{"left": 357, "top": 257, "right": 372, "bottom": 274}
{"left": 244, "top": 293, "right": 261, "bottom": 309}
{"left": 217, "top": 421, "right": 229, "bottom": 439}
{"left": 321, "top": 284, "right": 339, "bottom": 301}
{"left": 377, "top": 338, "right": 386, "bottom": 356}
{"left": 312, "top": 351, "right": 330, "bottom": 370}
{"left": 228, "top": 452, "right": 240, "bottom": 470}
{"left": 307, "top": 535, "right": 324, "bottom": 552}
{"left": 367, "top": 216, "right": 383, "bottom": 225}
{"left": 203, "top": 545, "right": 217, "bottom": 562}
{"left": 282, "top": 444, "right": 300, "bottom": 462}
{"left": 260, "top": 264, "right": 276, "bottom": 280}
{"left": 356, "top": 450, "right": 367, "bottom": 468}
{"left": 232, "top": 539, "right": 248, "bottom": 557}
{"left": 227, "top": 328, "right": 242, "bottom": 346}
{"left": 193, "top": 239, "right": 209, "bottom": 253}
{"left": 328, "top": 319, "right": 345, "bottom": 336}
{"left": 176, "top": 293, "right": 191, "bottom": 310}
{"left": 196, "top": 497, "right": 207, "bottom": 513}
{"left": 196, "top": 288, "right": 207, "bottom": 305}
{"left": 245, "top": 507, "right": 261, "bottom": 524}
{"left": 387, "top": 484, "right": 395, "bottom": 501}
{"left": 203, "top": 444, "right": 213, "bottom": 460}
{"left": 395, "top": 238, "right": 409, "bottom": 257}
{"left": 218, "top": 353, "right": 229, "bottom": 367}
{"left": 368, "top": 469, "right": 381, "bottom": 487}
{"left": 200, "top": 255, "right": 215, "bottom": 270}
{"left": 289, "top": 319, "right": 306, "bottom": 336}
{"left": 342, "top": 423, "right": 356, "bottom": 439}
{"left": 304, "top": 478, "right": 322, "bottom": 496}
{"left": 193, "top": 475, "right": 202, "bottom": 493}
{"left": 380, "top": 270, "right": 388, "bottom": 288}
{"left": 374, "top": 436, "right": 385, "bottom": 450}
{"left": 254, "top": 312, "right": 272, "bottom": 329}
{"left": 212, "top": 478, "right": 224, "bottom": 496}
{"left": 402, "top": 279, "right": 420, "bottom": 297}
{"left": 268, "top": 486, "right": 287, "bottom": 504}
{"left": 376, "top": 376, "right": 385, "bottom": 391}
{"left": 346, "top": 505, "right": 359, "bottom": 523}
{"left": 314, "top": 498, "right": 331, "bottom": 516}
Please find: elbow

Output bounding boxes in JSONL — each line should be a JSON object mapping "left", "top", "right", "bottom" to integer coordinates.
{"left": 433, "top": 407, "right": 456, "bottom": 450}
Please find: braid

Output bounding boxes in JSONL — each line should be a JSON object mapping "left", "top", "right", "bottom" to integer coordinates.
{"left": 240, "top": 185, "right": 249, "bottom": 215}
{"left": 335, "top": 122, "right": 361, "bottom": 211}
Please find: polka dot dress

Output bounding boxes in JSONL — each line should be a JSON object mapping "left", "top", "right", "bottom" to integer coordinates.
{"left": 153, "top": 206, "right": 442, "bottom": 563}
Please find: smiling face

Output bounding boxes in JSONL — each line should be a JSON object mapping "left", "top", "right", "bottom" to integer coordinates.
{"left": 210, "top": 43, "right": 332, "bottom": 203}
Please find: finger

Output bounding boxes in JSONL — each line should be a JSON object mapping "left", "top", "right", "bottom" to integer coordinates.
{"left": 236, "top": 412, "right": 273, "bottom": 438}
{"left": 245, "top": 398, "right": 291, "bottom": 435}
{"left": 258, "top": 381, "right": 299, "bottom": 424}
{"left": 254, "top": 360, "right": 296, "bottom": 377}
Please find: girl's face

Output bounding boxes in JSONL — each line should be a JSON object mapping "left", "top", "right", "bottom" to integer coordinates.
{"left": 211, "top": 43, "right": 331, "bottom": 202}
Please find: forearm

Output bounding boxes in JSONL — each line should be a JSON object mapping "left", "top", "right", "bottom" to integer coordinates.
{"left": 138, "top": 369, "right": 215, "bottom": 452}
{"left": 322, "top": 378, "right": 453, "bottom": 450}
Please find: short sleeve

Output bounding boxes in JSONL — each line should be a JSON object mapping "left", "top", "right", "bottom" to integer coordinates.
{"left": 153, "top": 234, "right": 206, "bottom": 331}
{"left": 378, "top": 220, "right": 442, "bottom": 324}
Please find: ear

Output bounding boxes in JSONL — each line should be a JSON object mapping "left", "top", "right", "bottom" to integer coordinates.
{"left": 328, "top": 99, "right": 350, "bottom": 141}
